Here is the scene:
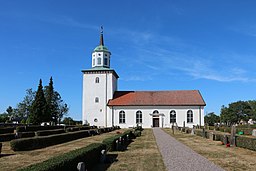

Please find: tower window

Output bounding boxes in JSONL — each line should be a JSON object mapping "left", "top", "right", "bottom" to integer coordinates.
{"left": 95, "top": 97, "right": 99, "bottom": 103}
{"left": 105, "top": 54, "right": 107, "bottom": 56}
{"left": 136, "top": 110, "right": 142, "bottom": 124}
{"left": 119, "top": 110, "right": 125, "bottom": 124}
{"left": 93, "top": 59, "right": 95, "bottom": 66}
{"left": 95, "top": 77, "right": 99, "bottom": 83}
{"left": 98, "top": 53, "right": 101, "bottom": 56}
{"left": 187, "top": 110, "right": 193, "bottom": 123}
{"left": 170, "top": 110, "right": 176, "bottom": 123}
{"left": 97, "top": 58, "right": 101, "bottom": 65}
{"left": 104, "top": 58, "right": 108, "bottom": 66}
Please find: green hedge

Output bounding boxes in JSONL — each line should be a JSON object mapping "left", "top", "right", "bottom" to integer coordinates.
{"left": 0, "top": 127, "right": 15, "bottom": 134}
{"left": 10, "top": 130, "right": 91, "bottom": 151}
{"left": 20, "top": 132, "right": 35, "bottom": 138}
{"left": 102, "top": 130, "right": 135, "bottom": 151}
{"left": 36, "top": 129, "right": 65, "bottom": 136}
{"left": 65, "top": 127, "right": 80, "bottom": 132}
{"left": 16, "top": 126, "right": 65, "bottom": 133}
{"left": 0, "top": 133, "right": 15, "bottom": 142}
{"left": 236, "top": 136, "right": 256, "bottom": 151}
{"left": 18, "top": 143, "right": 106, "bottom": 171}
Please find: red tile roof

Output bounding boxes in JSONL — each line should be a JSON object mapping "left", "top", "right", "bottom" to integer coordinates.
{"left": 108, "top": 90, "right": 206, "bottom": 106}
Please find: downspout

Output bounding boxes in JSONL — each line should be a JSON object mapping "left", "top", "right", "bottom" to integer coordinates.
{"left": 105, "top": 74, "right": 108, "bottom": 127}
{"left": 112, "top": 106, "right": 114, "bottom": 126}
{"left": 199, "top": 106, "right": 201, "bottom": 127}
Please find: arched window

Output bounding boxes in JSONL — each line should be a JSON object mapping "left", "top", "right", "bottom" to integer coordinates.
{"left": 153, "top": 110, "right": 159, "bottom": 114}
{"left": 170, "top": 110, "right": 176, "bottom": 123}
{"left": 119, "top": 110, "right": 125, "bottom": 124}
{"left": 95, "top": 97, "right": 99, "bottom": 103}
{"left": 97, "top": 57, "right": 101, "bottom": 65}
{"left": 104, "top": 58, "right": 108, "bottom": 66}
{"left": 95, "top": 77, "right": 99, "bottom": 83}
{"left": 136, "top": 110, "right": 142, "bottom": 123}
{"left": 187, "top": 110, "right": 193, "bottom": 123}
{"left": 93, "top": 58, "right": 95, "bottom": 66}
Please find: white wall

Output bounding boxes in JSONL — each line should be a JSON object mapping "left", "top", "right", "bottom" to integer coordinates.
{"left": 109, "top": 106, "right": 204, "bottom": 128}
{"left": 82, "top": 71, "right": 117, "bottom": 127}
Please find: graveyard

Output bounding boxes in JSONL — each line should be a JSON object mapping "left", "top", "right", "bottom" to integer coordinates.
{"left": 0, "top": 123, "right": 255, "bottom": 171}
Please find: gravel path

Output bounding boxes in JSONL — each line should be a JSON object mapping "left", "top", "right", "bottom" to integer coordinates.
{"left": 153, "top": 128, "right": 224, "bottom": 171}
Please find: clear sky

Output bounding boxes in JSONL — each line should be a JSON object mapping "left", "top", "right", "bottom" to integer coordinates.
{"left": 1, "top": 0, "right": 256, "bottom": 120}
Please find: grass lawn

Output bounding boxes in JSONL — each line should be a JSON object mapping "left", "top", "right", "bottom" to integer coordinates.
{"left": 92, "top": 129, "right": 166, "bottom": 171}
{"left": 163, "top": 128, "right": 256, "bottom": 171}
{"left": 0, "top": 130, "right": 122, "bottom": 171}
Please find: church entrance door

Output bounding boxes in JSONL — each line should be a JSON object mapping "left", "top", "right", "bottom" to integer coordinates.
{"left": 153, "top": 118, "right": 159, "bottom": 127}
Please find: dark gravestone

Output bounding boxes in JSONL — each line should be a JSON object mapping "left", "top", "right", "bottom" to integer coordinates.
{"left": 77, "top": 162, "right": 86, "bottom": 171}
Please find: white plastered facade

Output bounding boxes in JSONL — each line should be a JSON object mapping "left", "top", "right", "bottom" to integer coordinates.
{"left": 82, "top": 31, "right": 205, "bottom": 128}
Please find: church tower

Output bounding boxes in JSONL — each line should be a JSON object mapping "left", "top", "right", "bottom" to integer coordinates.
{"left": 82, "top": 27, "right": 118, "bottom": 127}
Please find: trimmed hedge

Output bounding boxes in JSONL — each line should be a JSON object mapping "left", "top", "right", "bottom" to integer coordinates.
{"left": 36, "top": 129, "right": 65, "bottom": 136}
{"left": 0, "top": 127, "right": 15, "bottom": 134}
{"left": 0, "top": 133, "right": 15, "bottom": 142}
{"left": 65, "top": 127, "right": 80, "bottom": 132}
{"left": 18, "top": 143, "right": 106, "bottom": 171}
{"left": 10, "top": 130, "right": 91, "bottom": 151}
{"left": 236, "top": 136, "right": 256, "bottom": 151}
{"left": 20, "top": 132, "right": 35, "bottom": 138}
{"left": 16, "top": 126, "right": 65, "bottom": 133}
{"left": 102, "top": 130, "right": 135, "bottom": 151}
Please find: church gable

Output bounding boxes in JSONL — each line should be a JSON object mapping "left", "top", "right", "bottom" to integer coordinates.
{"left": 108, "top": 90, "right": 206, "bottom": 106}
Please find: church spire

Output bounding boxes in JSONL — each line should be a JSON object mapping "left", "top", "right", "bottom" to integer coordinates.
{"left": 91, "top": 26, "right": 111, "bottom": 68}
{"left": 99, "top": 26, "right": 104, "bottom": 46}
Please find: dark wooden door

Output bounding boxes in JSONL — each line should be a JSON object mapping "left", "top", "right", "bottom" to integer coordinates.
{"left": 153, "top": 118, "right": 159, "bottom": 127}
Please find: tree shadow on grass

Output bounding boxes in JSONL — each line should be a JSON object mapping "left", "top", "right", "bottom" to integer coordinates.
{"left": 91, "top": 154, "right": 118, "bottom": 171}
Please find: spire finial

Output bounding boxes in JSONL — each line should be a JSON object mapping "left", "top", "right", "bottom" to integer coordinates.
{"left": 100, "top": 26, "right": 104, "bottom": 46}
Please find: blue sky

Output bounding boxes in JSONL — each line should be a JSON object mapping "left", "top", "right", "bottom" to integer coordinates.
{"left": 1, "top": 0, "right": 256, "bottom": 120}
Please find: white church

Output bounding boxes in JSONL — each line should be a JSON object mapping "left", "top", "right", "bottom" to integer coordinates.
{"left": 82, "top": 28, "right": 206, "bottom": 128}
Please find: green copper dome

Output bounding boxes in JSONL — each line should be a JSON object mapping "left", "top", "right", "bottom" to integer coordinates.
{"left": 93, "top": 45, "right": 109, "bottom": 52}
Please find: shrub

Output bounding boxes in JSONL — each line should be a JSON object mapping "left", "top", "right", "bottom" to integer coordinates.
{"left": 0, "top": 127, "right": 15, "bottom": 134}
{"left": 65, "top": 127, "right": 80, "bottom": 132}
{"left": 16, "top": 126, "right": 64, "bottom": 133}
{"left": 194, "top": 129, "right": 203, "bottom": 137}
{"left": 36, "top": 129, "right": 65, "bottom": 136}
{"left": 10, "top": 130, "right": 91, "bottom": 151}
{"left": 236, "top": 136, "right": 256, "bottom": 151}
{"left": 18, "top": 143, "right": 106, "bottom": 171}
{"left": 102, "top": 130, "right": 133, "bottom": 151}
{"left": 79, "top": 126, "right": 91, "bottom": 130}
{"left": 20, "top": 132, "right": 35, "bottom": 138}
{"left": 236, "top": 128, "right": 253, "bottom": 135}
{"left": 0, "top": 133, "right": 15, "bottom": 142}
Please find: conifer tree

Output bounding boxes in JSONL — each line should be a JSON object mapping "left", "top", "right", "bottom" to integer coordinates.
{"left": 29, "top": 79, "right": 50, "bottom": 124}
{"left": 45, "top": 77, "right": 58, "bottom": 124}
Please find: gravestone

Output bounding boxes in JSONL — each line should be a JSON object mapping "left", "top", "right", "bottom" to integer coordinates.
{"left": 202, "top": 128, "right": 206, "bottom": 138}
{"left": 191, "top": 126, "right": 195, "bottom": 135}
{"left": 209, "top": 132, "right": 215, "bottom": 140}
{"left": 252, "top": 129, "right": 256, "bottom": 136}
{"left": 223, "top": 134, "right": 228, "bottom": 145}
{"left": 100, "top": 150, "right": 106, "bottom": 163}
{"left": 77, "top": 162, "right": 86, "bottom": 171}
{"left": 230, "top": 125, "right": 236, "bottom": 146}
